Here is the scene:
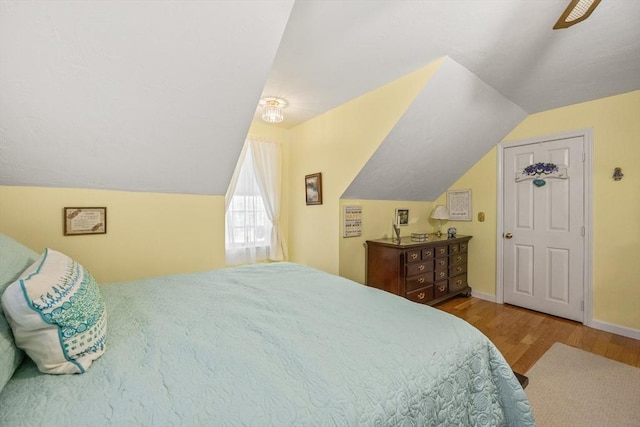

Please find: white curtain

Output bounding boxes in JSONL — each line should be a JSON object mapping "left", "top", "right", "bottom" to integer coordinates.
{"left": 224, "top": 137, "right": 286, "bottom": 265}
{"left": 249, "top": 139, "right": 287, "bottom": 261}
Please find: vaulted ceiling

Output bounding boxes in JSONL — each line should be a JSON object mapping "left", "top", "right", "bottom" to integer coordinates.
{"left": 1, "top": 1, "right": 639, "bottom": 198}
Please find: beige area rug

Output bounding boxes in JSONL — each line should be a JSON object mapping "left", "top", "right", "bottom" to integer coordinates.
{"left": 525, "top": 342, "right": 640, "bottom": 427}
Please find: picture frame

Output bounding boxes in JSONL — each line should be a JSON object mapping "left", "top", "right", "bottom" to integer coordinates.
{"left": 395, "top": 208, "right": 409, "bottom": 226}
{"left": 446, "top": 189, "right": 472, "bottom": 221}
{"left": 342, "top": 204, "right": 362, "bottom": 238}
{"left": 305, "top": 172, "right": 323, "bottom": 205}
{"left": 64, "top": 207, "right": 107, "bottom": 235}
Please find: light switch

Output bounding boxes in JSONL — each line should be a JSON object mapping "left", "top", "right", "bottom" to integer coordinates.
{"left": 478, "top": 212, "right": 485, "bottom": 222}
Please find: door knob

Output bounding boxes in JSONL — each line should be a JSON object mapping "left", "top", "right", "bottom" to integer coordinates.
{"left": 504, "top": 232, "right": 513, "bottom": 239}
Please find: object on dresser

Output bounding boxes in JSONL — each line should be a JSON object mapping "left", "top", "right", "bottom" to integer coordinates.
{"left": 447, "top": 227, "right": 457, "bottom": 239}
{"left": 392, "top": 224, "right": 401, "bottom": 243}
{"left": 365, "top": 234, "right": 472, "bottom": 306}
{"left": 411, "top": 233, "right": 428, "bottom": 242}
{"left": 430, "top": 205, "right": 449, "bottom": 237}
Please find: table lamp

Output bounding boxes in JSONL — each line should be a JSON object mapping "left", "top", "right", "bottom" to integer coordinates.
{"left": 430, "top": 205, "right": 449, "bottom": 237}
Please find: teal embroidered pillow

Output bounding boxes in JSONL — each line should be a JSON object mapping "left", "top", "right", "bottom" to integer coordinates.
{"left": 1, "top": 248, "right": 107, "bottom": 374}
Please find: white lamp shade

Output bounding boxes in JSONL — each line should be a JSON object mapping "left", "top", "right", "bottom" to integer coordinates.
{"left": 430, "top": 205, "right": 450, "bottom": 220}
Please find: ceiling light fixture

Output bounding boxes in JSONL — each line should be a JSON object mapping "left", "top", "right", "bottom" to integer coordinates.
{"left": 553, "top": 0, "right": 601, "bottom": 29}
{"left": 259, "top": 97, "right": 288, "bottom": 123}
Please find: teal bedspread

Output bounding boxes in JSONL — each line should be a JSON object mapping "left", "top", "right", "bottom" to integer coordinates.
{"left": 0, "top": 262, "right": 534, "bottom": 426}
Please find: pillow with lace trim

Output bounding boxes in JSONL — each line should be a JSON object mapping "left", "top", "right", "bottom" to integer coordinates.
{"left": 1, "top": 248, "right": 107, "bottom": 374}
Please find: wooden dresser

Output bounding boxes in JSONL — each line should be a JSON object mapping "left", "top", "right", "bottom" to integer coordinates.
{"left": 365, "top": 235, "right": 472, "bottom": 306}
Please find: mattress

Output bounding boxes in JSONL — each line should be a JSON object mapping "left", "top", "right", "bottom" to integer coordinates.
{"left": 0, "top": 262, "right": 534, "bottom": 426}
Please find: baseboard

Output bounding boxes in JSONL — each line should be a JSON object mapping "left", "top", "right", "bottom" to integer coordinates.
{"left": 470, "top": 290, "right": 496, "bottom": 303}
{"left": 589, "top": 319, "right": 640, "bottom": 340}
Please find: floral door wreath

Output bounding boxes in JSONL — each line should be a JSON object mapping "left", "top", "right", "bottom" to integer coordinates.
{"left": 515, "top": 162, "right": 568, "bottom": 187}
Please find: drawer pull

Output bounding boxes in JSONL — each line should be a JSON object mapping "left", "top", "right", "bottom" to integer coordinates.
{"left": 439, "top": 249, "right": 446, "bottom": 255}
{"left": 411, "top": 253, "right": 418, "bottom": 260}
{"left": 438, "top": 260, "right": 445, "bottom": 266}
{"left": 456, "top": 256, "right": 462, "bottom": 262}
{"left": 439, "top": 285, "right": 446, "bottom": 292}
{"left": 426, "top": 251, "right": 432, "bottom": 256}
{"left": 418, "top": 277, "right": 425, "bottom": 283}
{"left": 418, "top": 265, "right": 425, "bottom": 271}
{"left": 439, "top": 272, "right": 445, "bottom": 278}
{"left": 456, "top": 279, "right": 462, "bottom": 286}
{"left": 418, "top": 292, "right": 425, "bottom": 300}
{"left": 456, "top": 267, "right": 462, "bottom": 273}
{"left": 461, "top": 244, "right": 467, "bottom": 250}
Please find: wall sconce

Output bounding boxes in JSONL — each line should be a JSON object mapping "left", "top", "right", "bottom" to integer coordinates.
{"left": 259, "top": 97, "right": 288, "bottom": 123}
{"left": 430, "top": 205, "right": 450, "bottom": 237}
{"left": 613, "top": 167, "right": 624, "bottom": 181}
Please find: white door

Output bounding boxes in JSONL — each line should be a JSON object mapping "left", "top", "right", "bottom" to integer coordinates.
{"left": 503, "top": 136, "right": 585, "bottom": 321}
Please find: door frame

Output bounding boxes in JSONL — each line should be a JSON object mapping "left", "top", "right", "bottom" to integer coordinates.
{"left": 496, "top": 128, "right": 593, "bottom": 326}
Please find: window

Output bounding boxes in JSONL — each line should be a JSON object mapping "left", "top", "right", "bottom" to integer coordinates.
{"left": 225, "top": 139, "right": 285, "bottom": 265}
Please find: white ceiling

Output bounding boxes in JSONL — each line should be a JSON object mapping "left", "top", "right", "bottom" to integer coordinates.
{"left": 262, "top": 0, "right": 640, "bottom": 128}
{"left": 1, "top": 1, "right": 639, "bottom": 196}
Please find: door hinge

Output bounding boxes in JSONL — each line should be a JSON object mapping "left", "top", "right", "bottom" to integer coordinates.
{"left": 581, "top": 301, "right": 584, "bottom": 311}
{"left": 582, "top": 152, "right": 586, "bottom": 162}
{"left": 581, "top": 226, "right": 585, "bottom": 236}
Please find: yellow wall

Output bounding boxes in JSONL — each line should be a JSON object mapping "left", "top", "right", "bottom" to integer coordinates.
{"left": 288, "top": 59, "right": 444, "bottom": 275}
{"left": 0, "top": 186, "right": 226, "bottom": 283}
{"left": 432, "top": 148, "right": 498, "bottom": 297}
{"left": 435, "top": 90, "right": 640, "bottom": 330}
{"left": 0, "top": 123, "right": 289, "bottom": 283}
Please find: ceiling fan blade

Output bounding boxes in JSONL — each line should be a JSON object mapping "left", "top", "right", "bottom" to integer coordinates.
{"left": 553, "top": 0, "right": 602, "bottom": 29}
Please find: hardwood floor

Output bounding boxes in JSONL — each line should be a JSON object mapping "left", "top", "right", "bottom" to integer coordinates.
{"left": 435, "top": 296, "right": 640, "bottom": 374}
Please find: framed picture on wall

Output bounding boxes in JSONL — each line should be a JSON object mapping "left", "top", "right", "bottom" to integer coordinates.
{"left": 395, "top": 208, "right": 409, "bottom": 226}
{"left": 64, "top": 207, "right": 107, "bottom": 235}
{"left": 305, "top": 173, "right": 323, "bottom": 205}
{"left": 447, "top": 189, "right": 472, "bottom": 221}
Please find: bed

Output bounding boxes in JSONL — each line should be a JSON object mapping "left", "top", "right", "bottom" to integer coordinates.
{"left": 0, "top": 234, "right": 534, "bottom": 426}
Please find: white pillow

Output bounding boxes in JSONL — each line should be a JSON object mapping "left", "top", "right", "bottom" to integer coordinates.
{"left": 1, "top": 248, "right": 107, "bottom": 374}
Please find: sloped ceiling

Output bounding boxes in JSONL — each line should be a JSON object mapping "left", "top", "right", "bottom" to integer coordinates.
{"left": 343, "top": 58, "right": 527, "bottom": 201}
{"left": 0, "top": 0, "right": 294, "bottom": 195}
{"left": 262, "top": 0, "right": 640, "bottom": 128}
{"left": 1, "top": 1, "right": 639, "bottom": 200}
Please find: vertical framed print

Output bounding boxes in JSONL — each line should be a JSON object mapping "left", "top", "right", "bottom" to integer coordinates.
{"left": 395, "top": 208, "right": 409, "bottom": 226}
{"left": 305, "top": 173, "right": 323, "bottom": 205}
{"left": 446, "top": 189, "right": 472, "bottom": 221}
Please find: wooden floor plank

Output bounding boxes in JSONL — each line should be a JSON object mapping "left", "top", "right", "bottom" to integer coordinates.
{"left": 435, "top": 296, "right": 640, "bottom": 373}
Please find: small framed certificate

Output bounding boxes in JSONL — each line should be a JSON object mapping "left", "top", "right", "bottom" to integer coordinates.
{"left": 64, "top": 207, "right": 107, "bottom": 235}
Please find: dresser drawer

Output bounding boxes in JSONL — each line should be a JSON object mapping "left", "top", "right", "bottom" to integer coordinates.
{"left": 435, "top": 280, "right": 448, "bottom": 298}
{"left": 449, "top": 263, "right": 467, "bottom": 276}
{"left": 450, "top": 253, "right": 467, "bottom": 266}
{"left": 406, "top": 273, "right": 434, "bottom": 292}
{"left": 406, "top": 261, "right": 433, "bottom": 277}
{"left": 449, "top": 274, "right": 468, "bottom": 292}
{"left": 459, "top": 241, "right": 469, "bottom": 253}
{"left": 435, "top": 245, "right": 448, "bottom": 258}
{"left": 449, "top": 243, "right": 460, "bottom": 254}
{"left": 405, "top": 249, "right": 422, "bottom": 263}
{"left": 421, "top": 247, "right": 435, "bottom": 261}
{"left": 406, "top": 285, "right": 434, "bottom": 304}
{"left": 434, "top": 265, "right": 448, "bottom": 281}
